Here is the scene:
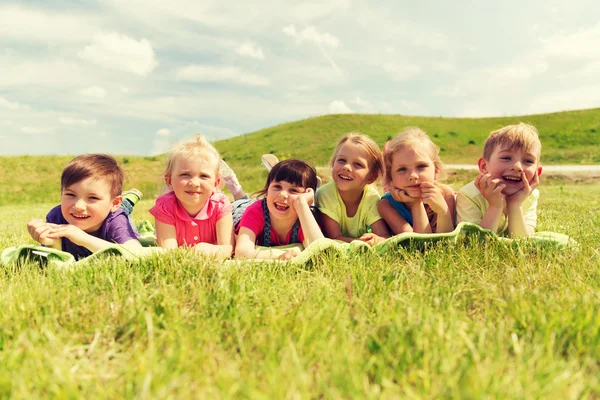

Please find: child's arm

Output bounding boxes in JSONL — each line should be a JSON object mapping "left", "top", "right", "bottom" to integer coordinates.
{"left": 421, "top": 182, "right": 455, "bottom": 233}
{"left": 27, "top": 219, "right": 62, "bottom": 250}
{"left": 359, "top": 219, "right": 390, "bottom": 245}
{"left": 378, "top": 199, "right": 413, "bottom": 234}
{"left": 474, "top": 174, "right": 505, "bottom": 232}
{"left": 235, "top": 227, "right": 301, "bottom": 260}
{"left": 320, "top": 215, "right": 355, "bottom": 243}
{"left": 291, "top": 189, "right": 324, "bottom": 247}
{"left": 39, "top": 224, "right": 136, "bottom": 253}
{"left": 194, "top": 214, "right": 234, "bottom": 259}
{"left": 155, "top": 220, "right": 179, "bottom": 248}
{"left": 506, "top": 171, "right": 539, "bottom": 237}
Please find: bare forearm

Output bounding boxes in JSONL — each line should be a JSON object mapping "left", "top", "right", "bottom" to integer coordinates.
{"left": 195, "top": 243, "right": 233, "bottom": 260}
{"left": 479, "top": 206, "right": 503, "bottom": 232}
{"left": 295, "top": 202, "right": 324, "bottom": 244}
{"left": 411, "top": 203, "right": 432, "bottom": 234}
{"left": 435, "top": 210, "right": 454, "bottom": 233}
{"left": 507, "top": 205, "right": 533, "bottom": 237}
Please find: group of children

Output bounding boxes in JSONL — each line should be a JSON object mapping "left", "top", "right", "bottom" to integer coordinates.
{"left": 27, "top": 122, "right": 543, "bottom": 261}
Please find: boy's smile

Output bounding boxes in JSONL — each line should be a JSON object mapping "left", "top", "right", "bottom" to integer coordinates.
{"left": 60, "top": 177, "right": 121, "bottom": 233}
{"left": 478, "top": 145, "right": 542, "bottom": 196}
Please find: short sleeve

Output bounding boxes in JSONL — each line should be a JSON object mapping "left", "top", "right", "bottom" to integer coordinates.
{"left": 363, "top": 187, "right": 383, "bottom": 226}
{"left": 523, "top": 189, "right": 539, "bottom": 228}
{"left": 456, "top": 186, "right": 484, "bottom": 224}
{"left": 149, "top": 193, "right": 176, "bottom": 225}
{"left": 316, "top": 182, "right": 341, "bottom": 223}
{"left": 105, "top": 211, "right": 139, "bottom": 243}
{"left": 237, "top": 200, "right": 264, "bottom": 237}
{"left": 212, "top": 192, "right": 233, "bottom": 221}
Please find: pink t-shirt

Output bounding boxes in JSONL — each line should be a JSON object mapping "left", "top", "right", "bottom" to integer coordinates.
{"left": 236, "top": 200, "right": 305, "bottom": 246}
{"left": 149, "top": 191, "right": 232, "bottom": 247}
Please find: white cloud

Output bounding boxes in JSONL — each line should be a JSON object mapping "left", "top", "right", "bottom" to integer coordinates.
{"left": 0, "top": 96, "right": 30, "bottom": 110}
{"left": 383, "top": 63, "right": 422, "bottom": 80}
{"left": 176, "top": 65, "right": 270, "bottom": 86}
{"left": 156, "top": 128, "right": 170, "bottom": 136}
{"left": 328, "top": 100, "right": 351, "bottom": 114}
{"left": 433, "top": 62, "right": 454, "bottom": 72}
{"left": 235, "top": 41, "right": 265, "bottom": 60}
{"left": 283, "top": 24, "right": 339, "bottom": 48}
{"left": 120, "top": 86, "right": 130, "bottom": 93}
{"left": 59, "top": 117, "right": 97, "bottom": 126}
{"left": 0, "top": 5, "right": 96, "bottom": 43}
{"left": 21, "top": 126, "right": 53, "bottom": 134}
{"left": 78, "top": 86, "right": 107, "bottom": 99}
{"left": 352, "top": 97, "right": 370, "bottom": 107}
{"left": 79, "top": 32, "right": 158, "bottom": 76}
{"left": 540, "top": 23, "right": 600, "bottom": 61}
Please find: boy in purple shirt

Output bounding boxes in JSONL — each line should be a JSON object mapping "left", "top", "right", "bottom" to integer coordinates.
{"left": 27, "top": 154, "right": 141, "bottom": 259}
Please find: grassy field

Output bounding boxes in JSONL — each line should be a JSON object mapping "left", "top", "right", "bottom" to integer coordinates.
{"left": 1, "top": 110, "right": 600, "bottom": 397}
{"left": 1, "top": 175, "right": 599, "bottom": 397}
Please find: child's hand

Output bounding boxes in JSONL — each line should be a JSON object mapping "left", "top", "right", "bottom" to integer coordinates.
{"left": 420, "top": 182, "right": 448, "bottom": 215}
{"left": 389, "top": 187, "right": 419, "bottom": 205}
{"left": 27, "top": 219, "right": 57, "bottom": 246}
{"left": 44, "top": 224, "right": 88, "bottom": 246}
{"left": 359, "top": 232, "right": 385, "bottom": 246}
{"left": 506, "top": 170, "right": 539, "bottom": 207}
{"left": 474, "top": 174, "right": 505, "bottom": 208}
{"left": 290, "top": 188, "right": 315, "bottom": 211}
{"left": 278, "top": 248, "right": 301, "bottom": 260}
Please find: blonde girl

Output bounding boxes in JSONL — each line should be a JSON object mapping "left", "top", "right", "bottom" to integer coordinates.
{"left": 149, "top": 134, "right": 234, "bottom": 259}
{"left": 379, "top": 127, "right": 455, "bottom": 234}
{"left": 234, "top": 159, "right": 323, "bottom": 260}
{"left": 316, "top": 132, "right": 390, "bottom": 245}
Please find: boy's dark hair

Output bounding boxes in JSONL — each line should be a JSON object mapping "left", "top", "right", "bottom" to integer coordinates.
{"left": 61, "top": 154, "right": 125, "bottom": 198}
{"left": 255, "top": 159, "right": 318, "bottom": 198}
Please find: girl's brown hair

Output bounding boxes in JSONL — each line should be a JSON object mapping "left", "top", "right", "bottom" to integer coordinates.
{"left": 254, "top": 159, "right": 318, "bottom": 198}
{"left": 61, "top": 154, "right": 124, "bottom": 198}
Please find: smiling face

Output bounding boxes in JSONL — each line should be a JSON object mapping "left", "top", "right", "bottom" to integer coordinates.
{"left": 479, "top": 144, "right": 542, "bottom": 196}
{"left": 166, "top": 155, "right": 220, "bottom": 216}
{"left": 331, "top": 142, "right": 374, "bottom": 193}
{"left": 389, "top": 145, "right": 437, "bottom": 197}
{"left": 60, "top": 177, "right": 121, "bottom": 233}
{"left": 266, "top": 180, "right": 305, "bottom": 222}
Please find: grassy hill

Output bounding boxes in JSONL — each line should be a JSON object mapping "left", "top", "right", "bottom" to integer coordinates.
{"left": 217, "top": 108, "right": 600, "bottom": 165}
{"left": 2, "top": 109, "right": 599, "bottom": 206}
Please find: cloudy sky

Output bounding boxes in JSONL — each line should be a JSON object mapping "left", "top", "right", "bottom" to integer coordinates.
{"left": 1, "top": 0, "right": 599, "bottom": 156}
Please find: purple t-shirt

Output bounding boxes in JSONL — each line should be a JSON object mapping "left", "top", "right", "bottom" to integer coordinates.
{"left": 46, "top": 206, "right": 139, "bottom": 260}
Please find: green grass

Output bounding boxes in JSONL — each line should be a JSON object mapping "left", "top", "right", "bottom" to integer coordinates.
{"left": 217, "top": 108, "right": 600, "bottom": 166}
{"left": 1, "top": 176, "right": 600, "bottom": 397}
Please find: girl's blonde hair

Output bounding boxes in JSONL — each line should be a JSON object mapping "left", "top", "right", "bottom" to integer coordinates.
{"left": 163, "top": 134, "right": 221, "bottom": 179}
{"left": 330, "top": 132, "right": 384, "bottom": 181}
{"left": 383, "top": 127, "right": 446, "bottom": 186}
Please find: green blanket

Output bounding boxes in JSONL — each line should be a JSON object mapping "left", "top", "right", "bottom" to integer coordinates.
{"left": 1, "top": 223, "right": 576, "bottom": 268}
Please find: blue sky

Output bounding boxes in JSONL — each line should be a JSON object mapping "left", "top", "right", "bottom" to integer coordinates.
{"left": 1, "top": 0, "right": 599, "bottom": 156}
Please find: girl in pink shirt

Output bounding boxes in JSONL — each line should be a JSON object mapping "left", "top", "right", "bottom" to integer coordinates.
{"left": 149, "top": 134, "right": 234, "bottom": 259}
{"left": 235, "top": 159, "right": 324, "bottom": 261}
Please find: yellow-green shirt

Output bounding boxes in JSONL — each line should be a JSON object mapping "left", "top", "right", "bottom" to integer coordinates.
{"left": 316, "top": 181, "right": 382, "bottom": 239}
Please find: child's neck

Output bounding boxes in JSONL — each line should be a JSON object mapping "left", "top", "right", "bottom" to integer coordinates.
{"left": 337, "top": 186, "right": 365, "bottom": 218}
{"left": 270, "top": 213, "right": 297, "bottom": 243}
